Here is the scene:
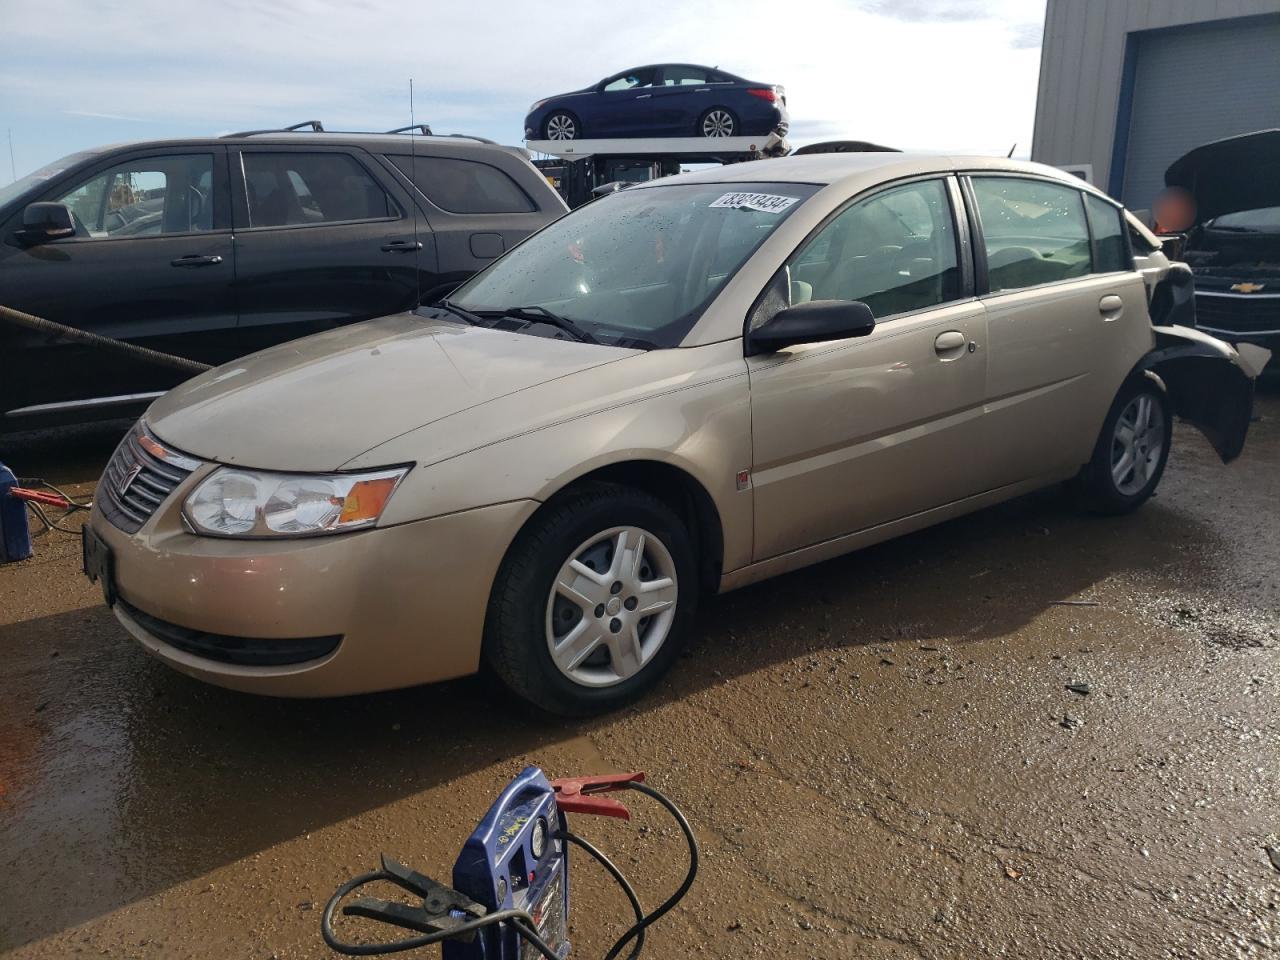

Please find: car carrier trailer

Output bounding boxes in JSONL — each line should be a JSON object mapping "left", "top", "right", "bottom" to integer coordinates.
{"left": 528, "top": 132, "right": 790, "bottom": 207}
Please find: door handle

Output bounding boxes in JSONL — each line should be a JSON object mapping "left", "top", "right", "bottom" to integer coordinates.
{"left": 635, "top": 93, "right": 652, "bottom": 99}
{"left": 934, "top": 330, "right": 967, "bottom": 356}
{"left": 380, "top": 240, "right": 423, "bottom": 253}
{"left": 170, "top": 254, "right": 223, "bottom": 267}
{"left": 1098, "top": 295, "right": 1123, "bottom": 319}
{"left": 695, "top": 88, "right": 711, "bottom": 92}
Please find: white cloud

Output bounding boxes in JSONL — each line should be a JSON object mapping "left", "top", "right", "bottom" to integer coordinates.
{"left": 2, "top": 0, "right": 1046, "bottom": 169}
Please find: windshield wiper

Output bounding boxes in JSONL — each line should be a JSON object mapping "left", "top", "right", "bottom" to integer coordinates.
{"left": 484, "top": 305, "right": 601, "bottom": 345}
{"left": 432, "top": 299, "right": 488, "bottom": 326}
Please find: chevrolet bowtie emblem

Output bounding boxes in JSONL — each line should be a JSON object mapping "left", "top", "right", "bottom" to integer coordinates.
{"left": 1230, "top": 282, "right": 1265, "bottom": 294}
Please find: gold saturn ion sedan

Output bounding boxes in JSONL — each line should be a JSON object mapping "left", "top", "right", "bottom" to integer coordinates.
{"left": 84, "top": 154, "right": 1269, "bottom": 714}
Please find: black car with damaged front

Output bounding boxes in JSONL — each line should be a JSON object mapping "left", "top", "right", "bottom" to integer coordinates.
{"left": 1167, "top": 129, "right": 1280, "bottom": 359}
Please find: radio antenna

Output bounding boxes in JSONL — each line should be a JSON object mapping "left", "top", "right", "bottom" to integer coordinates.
{"left": 409, "top": 78, "right": 422, "bottom": 308}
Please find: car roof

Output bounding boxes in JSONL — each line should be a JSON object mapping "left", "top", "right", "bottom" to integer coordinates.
{"left": 610, "top": 63, "right": 740, "bottom": 77}
{"left": 633, "top": 152, "right": 1116, "bottom": 199}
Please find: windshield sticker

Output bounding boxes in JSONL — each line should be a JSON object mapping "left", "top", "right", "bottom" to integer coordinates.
{"left": 710, "top": 192, "right": 799, "bottom": 214}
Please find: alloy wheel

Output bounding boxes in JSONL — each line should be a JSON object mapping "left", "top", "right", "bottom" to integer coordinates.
{"left": 546, "top": 114, "right": 577, "bottom": 140}
{"left": 701, "top": 109, "right": 735, "bottom": 137}
{"left": 1110, "top": 393, "right": 1165, "bottom": 496}
{"left": 545, "top": 526, "right": 678, "bottom": 688}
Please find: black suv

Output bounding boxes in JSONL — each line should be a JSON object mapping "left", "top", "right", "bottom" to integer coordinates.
{"left": 0, "top": 123, "right": 567, "bottom": 431}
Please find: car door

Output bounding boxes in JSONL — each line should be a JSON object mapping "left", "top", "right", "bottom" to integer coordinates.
{"left": 964, "top": 175, "right": 1152, "bottom": 484}
{"left": 0, "top": 147, "right": 235, "bottom": 422}
{"left": 748, "top": 176, "right": 990, "bottom": 561}
{"left": 595, "top": 68, "right": 659, "bottom": 136}
{"left": 653, "top": 66, "right": 711, "bottom": 135}
{"left": 229, "top": 145, "right": 426, "bottom": 354}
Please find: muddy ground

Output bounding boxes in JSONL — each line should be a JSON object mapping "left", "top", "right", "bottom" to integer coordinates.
{"left": 1, "top": 394, "right": 1277, "bottom": 960}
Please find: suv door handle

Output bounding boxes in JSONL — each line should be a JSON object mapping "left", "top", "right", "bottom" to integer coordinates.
{"left": 934, "top": 330, "right": 967, "bottom": 356}
{"left": 381, "top": 240, "right": 423, "bottom": 253}
{"left": 635, "top": 93, "right": 652, "bottom": 99}
{"left": 170, "top": 254, "right": 223, "bottom": 267}
{"left": 1099, "top": 295, "right": 1123, "bottom": 319}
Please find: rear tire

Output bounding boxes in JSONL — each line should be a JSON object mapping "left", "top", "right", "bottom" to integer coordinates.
{"left": 699, "top": 108, "right": 737, "bottom": 138}
{"left": 1073, "top": 378, "right": 1172, "bottom": 515}
{"left": 483, "top": 484, "right": 698, "bottom": 715}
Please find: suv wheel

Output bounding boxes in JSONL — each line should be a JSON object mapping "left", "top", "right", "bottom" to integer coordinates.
{"left": 544, "top": 112, "right": 578, "bottom": 141}
{"left": 1074, "top": 378, "right": 1172, "bottom": 514}
{"left": 484, "top": 484, "right": 698, "bottom": 715}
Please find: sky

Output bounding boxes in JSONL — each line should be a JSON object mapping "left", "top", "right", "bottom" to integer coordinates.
{"left": 0, "top": 0, "right": 1046, "bottom": 183}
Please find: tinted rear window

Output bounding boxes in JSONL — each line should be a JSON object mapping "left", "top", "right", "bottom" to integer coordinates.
{"left": 390, "top": 155, "right": 535, "bottom": 214}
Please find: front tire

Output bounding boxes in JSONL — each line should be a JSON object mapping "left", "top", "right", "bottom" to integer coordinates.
{"left": 1073, "top": 378, "right": 1172, "bottom": 514}
{"left": 484, "top": 484, "right": 698, "bottom": 715}
{"left": 543, "top": 111, "right": 579, "bottom": 141}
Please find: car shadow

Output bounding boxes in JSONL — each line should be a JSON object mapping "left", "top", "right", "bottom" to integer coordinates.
{"left": 0, "top": 473, "right": 1220, "bottom": 949}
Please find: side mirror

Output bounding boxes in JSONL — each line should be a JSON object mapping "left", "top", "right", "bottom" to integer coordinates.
{"left": 747, "top": 299, "right": 876, "bottom": 355}
{"left": 1157, "top": 233, "right": 1186, "bottom": 261}
{"left": 19, "top": 202, "right": 76, "bottom": 245}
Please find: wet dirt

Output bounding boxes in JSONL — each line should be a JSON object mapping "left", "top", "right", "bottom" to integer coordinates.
{"left": 1, "top": 395, "right": 1277, "bottom": 959}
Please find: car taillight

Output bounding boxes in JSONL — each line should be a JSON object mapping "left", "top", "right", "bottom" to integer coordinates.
{"left": 747, "top": 88, "right": 778, "bottom": 102}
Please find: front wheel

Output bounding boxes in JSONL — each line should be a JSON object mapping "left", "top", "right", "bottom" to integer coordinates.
{"left": 484, "top": 485, "right": 698, "bottom": 715}
{"left": 1073, "top": 378, "right": 1172, "bottom": 514}
{"left": 543, "top": 111, "right": 578, "bottom": 141}
{"left": 699, "top": 108, "right": 737, "bottom": 138}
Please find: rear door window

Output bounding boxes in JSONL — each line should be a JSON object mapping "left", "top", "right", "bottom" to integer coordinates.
{"left": 54, "top": 154, "right": 215, "bottom": 238}
{"left": 389, "top": 155, "right": 535, "bottom": 214}
{"left": 241, "top": 152, "right": 396, "bottom": 228}
{"left": 970, "top": 177, "right": 1091, "bottom": 293}
{"left": 1084, "top": 193, "right": 1131, "bottom": 273}
{"left": 661, "top": 66, "right": 709, "bottom": 86}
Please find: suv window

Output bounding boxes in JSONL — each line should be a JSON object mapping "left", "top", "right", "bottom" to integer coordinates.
{"left": 54, "top": 154, "right": 214, "bottom": 239}
{"left": 389, "top": 155, "right": 534, "bottom": 214}
{"left": 790, "top": 178, "right": 962, "bottom": 319}
{"left": 662, "top": 66, "right": 708, "bottom": 86}
{"left": 1084, "top": 194, "right": 1130, "bottom": 273}
{"left": 242, "top": 152, "right": 395, "bottom": 228}
{"left": 971, "top": 177, "right": 1091, "bottom": 293}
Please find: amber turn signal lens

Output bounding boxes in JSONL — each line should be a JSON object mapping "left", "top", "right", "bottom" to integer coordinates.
{"left": 339, "top": 476, "right": 400, "bottom": 525}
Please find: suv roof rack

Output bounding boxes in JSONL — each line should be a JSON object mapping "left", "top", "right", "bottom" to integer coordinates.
{"left": 221, "top": 121, "right": 500, "bottom": 146}
{"left": 224, "top": 120, "right": 325, "bottom": 138}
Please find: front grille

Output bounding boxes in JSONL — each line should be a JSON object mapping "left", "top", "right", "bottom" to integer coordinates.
{"left": 100, "top": 422, "right": 202, "bottom": 533}
{"left": 1194, "top": 293, "right": 1280, "bottom": 335}
{"left": 120, "top": 601, "right": 342, "bottom": 666}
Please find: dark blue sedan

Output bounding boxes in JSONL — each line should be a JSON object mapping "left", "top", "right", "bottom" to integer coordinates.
{"left": 524, "top": 64, "right": 789, "bottom": 141}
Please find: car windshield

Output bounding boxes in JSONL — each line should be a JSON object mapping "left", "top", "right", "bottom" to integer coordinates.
{"left": 0, "top": 150, "right": 98, "bottom": 208}
{"left": 1208, "top": 206, "right": 1280, "bottom": 232}
{"left": 447, "top": 181, "right": 818, "bottom": 348}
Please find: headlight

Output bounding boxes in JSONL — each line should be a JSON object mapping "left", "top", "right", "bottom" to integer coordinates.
{"left": 529, "top": 99, "right": 548, "bottom": 113}
{"left": 184, "top": 467, "right": 408, "bottom": 538}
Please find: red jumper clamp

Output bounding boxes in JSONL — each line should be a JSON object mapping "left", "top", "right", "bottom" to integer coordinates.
{"left": 549, "top": 771, "right": 646, "bottom": 821}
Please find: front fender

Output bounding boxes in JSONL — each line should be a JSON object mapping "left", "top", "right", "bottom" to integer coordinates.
{"left": 1140, "top": 325, "right": 1271, "bottom": 463}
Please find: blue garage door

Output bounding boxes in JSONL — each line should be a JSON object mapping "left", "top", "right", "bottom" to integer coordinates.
{"left": 1121, "top": 15, "right": 1280, "bottom": 211}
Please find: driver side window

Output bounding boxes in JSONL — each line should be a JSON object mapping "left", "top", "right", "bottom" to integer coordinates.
{"left": 603, "top": 69, "right": 656, "bottom": 91}
{"left": 54, "top": 154, "right": 214, "bottom": 239}
{"left": 790, "top": 178, "right": 962, "bottom": 319}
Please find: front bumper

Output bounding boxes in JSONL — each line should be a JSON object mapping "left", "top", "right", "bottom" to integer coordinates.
{"left": 89, "top": 496, "right": 537, "bottom": 697}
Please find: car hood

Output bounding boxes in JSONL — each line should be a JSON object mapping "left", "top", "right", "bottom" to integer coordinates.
{"left": 1166, "top": 129, "right": 1280, "bottom": 223}
{"left": 145, "top": 312, "right": 637, "bottom": 472}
